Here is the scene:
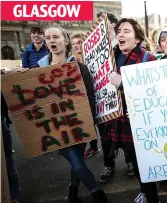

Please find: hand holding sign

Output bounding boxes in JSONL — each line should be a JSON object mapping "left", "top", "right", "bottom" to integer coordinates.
{"left": 110, "top": 72, "right": 122, "bottom": 87}
{"left": 17, "top": 67, "right": 29, "bottom": 72}
{"left": 121, "top": 59, "right": 167, "bottom": 183}
{"left": 1, "top": 62, "right": 96, "bottom": 157}
{"left": 82, "top": 13, "right": 123, "bottom": 123}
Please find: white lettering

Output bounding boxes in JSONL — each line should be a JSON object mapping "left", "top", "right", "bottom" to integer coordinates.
{"left": 13, "top": 5, "right": 22, "bottom": 17}
{"left": 13, "top": 4, "right": 81, "bottom": 18}
{"left": 67, "top": 4, "right": 80, "bottom": 17}
{"left": 31, "top": 5, "right": 39, "bottom": 17}
{"left": 40, "top": 5, "right": 48, "bottom": 17}
{"left": 48, "top": 5, "right": 56, "bottom": 17}
{"left": 23, "top": 5, "right": 31, "bottom": 17}
{"left": 57, "top": 5, "right": 66, "bottom": 17}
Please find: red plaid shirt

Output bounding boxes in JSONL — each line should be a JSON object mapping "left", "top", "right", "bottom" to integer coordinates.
{"left": 110, "top": 45, "right": 156, "bottom": 150}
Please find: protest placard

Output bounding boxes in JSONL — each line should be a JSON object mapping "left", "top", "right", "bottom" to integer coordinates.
{"left": 1, "top": 62, "right": 96, "bottom": 157}
{"left": 82, "top": 12, "right": 123, "bottom": 124}
{"left": 121, "top": 59, "right": 167, "bottom": 183}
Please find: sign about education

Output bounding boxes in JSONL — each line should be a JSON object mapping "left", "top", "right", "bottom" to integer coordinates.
{"left": 121, "top": 59, "right": 167, "bottom": 183}
{"left": 1, "top": 62, "right": 96, "bottom": 157}
{"left": 82, "top": 12, "right": 123, "bottom": 124}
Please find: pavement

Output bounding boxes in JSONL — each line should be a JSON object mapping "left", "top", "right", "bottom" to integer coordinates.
{"left": 10, "top": 122, "right": 167, "bottom": 203}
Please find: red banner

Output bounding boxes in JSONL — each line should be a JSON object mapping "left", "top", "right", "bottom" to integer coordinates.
{"left": 1, "top": 1, "right": 93, "bottom": 21}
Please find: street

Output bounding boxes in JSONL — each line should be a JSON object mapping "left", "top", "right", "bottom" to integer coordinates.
{"left": 11, "top": 123, "right": 166, "bottom": 203}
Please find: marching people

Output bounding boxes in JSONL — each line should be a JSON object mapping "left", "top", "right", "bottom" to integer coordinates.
{"left": 18, "top": 26, "right": 108, "bottom": 203}
{"left": 71, "top": 32, "right": 101, "bottom": 159}
{"left": 3, "top": 8, "right": 166, "bottom": 203}
{"left": 22, "top": 26, "right": 48, "bottom": 69}
{"left": 110, "top": 18, "right": 160, "bottom": 203}
{"left": 95, "top": 12, "right": 134, "bottom": 184}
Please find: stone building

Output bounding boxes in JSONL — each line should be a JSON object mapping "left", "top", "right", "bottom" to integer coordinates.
{"left": 137, "top": 13, "right": 167, "bottom": 38}
{"left": 1, "top": 1, "right": 122, "bottom": 60}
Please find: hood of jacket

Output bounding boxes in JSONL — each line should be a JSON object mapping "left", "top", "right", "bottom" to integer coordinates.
{"left": 38, "top": 54, "right": 75, "bottom": 67}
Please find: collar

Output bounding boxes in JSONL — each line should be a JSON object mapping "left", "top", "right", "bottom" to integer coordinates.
{"left": 67, "top": 55, "right": 75, "bottom": 62}
{"left": 48, "top": 54, "right": 75, "bottom": 65}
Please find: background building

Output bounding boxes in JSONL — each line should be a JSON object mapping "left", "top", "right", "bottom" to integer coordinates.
{"left": 137, "top": 13, "right": 167, "bottom": 37}
{"left": 1, "top": 1, "right": 122, "bottom": 60}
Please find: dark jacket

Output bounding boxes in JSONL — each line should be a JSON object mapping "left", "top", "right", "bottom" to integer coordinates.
{"left": 1, "top": 93, "right": 8, "bottom": 118}
{"left": 1, "top": 71, "right": 11, "bottom": 124}
{"left": 22, "top": 42, "right": 48, "bottom": 69}
{"left": 78, "top": 62, "right": 96, "bottom": 120}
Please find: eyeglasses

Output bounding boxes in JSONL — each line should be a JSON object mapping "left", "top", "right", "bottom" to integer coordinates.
{"left": 72, "top": 40, "right": 83, "bottom": 46}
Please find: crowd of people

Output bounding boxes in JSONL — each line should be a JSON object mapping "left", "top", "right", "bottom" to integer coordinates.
{"left": 2, "top": 10, "right": 167, "bottom": 203}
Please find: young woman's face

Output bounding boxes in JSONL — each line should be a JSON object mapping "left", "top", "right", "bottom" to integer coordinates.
{"left": 72, "top": 38, "right": 82, "bottom": 54}
{"left": 160, "top": 34, "right": 167, "bottom": 54}
{"left": 45, "top": 28, "right": 66, "bottom": 55}
{"left": 117, "top": 22, "right": 140, "bottom": 54}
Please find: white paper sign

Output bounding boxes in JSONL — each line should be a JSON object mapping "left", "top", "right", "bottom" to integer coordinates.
{"left": 82, "top": 18, "right": 120, "bottom": 121}
{"left": 121, "top": 59, "right": 167, "bottom": 183}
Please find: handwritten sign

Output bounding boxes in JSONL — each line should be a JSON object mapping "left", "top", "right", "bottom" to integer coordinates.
{"left": 121, "top": 59, "right": 167, "bottom": 183}
{"left": 82, "top": 12, "right": 123, "bottom": 124}
{"left": 1, "top": 62, "right": 96, "bottom": 157}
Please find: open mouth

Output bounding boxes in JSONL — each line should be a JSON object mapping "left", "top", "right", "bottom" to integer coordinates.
{"left": 119, "top": 40, "right": 125, "bottom": 46}
{"left": 51, "top": 45, "right": 57, "bottom": 50}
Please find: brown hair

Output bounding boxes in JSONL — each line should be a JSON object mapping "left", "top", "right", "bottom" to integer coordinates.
{"left": 151, "top": 29, "right": 158, "bottom": 44}
{"left": 116, "top": 18, "right": 145, "bottom": 44}
{"left": 30, "top": 26, "right": 44, "bottom": 35}
{"left": 97, "top": 12, "right": 118, "bottom": 32}
{"left": 97, "top": 11, "right": 118, "bottom": 25}
{"left": 71, "top": 32, "right": 85, "bottom": 41}
{"left": 144, "top": 37, "right": 151, "bottom": 51}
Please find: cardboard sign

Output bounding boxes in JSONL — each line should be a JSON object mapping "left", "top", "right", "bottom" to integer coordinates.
{"left": 82, "top": 12, "right": 123, "bottom": 124}
{"left": 1, "top": 133, "right": 11, "bottom": 203}
{"left": 1, "top": 62, "right": 96, "bottom": 157}
{"left": 121, "top": 59, "right": 167, "bottom": 183}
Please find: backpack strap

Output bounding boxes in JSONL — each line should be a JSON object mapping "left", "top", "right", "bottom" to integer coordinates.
{"left": 142, "top": 51, "right": 149, "bottom": 62}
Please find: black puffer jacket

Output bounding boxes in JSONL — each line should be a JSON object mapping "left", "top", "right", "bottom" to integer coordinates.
{"left": 78, "top": 62, "right": 96, "bottom": 120}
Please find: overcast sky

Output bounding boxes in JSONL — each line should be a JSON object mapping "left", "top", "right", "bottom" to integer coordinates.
{"left": 122, "top": 0, "right": 167, "bottom": 17}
